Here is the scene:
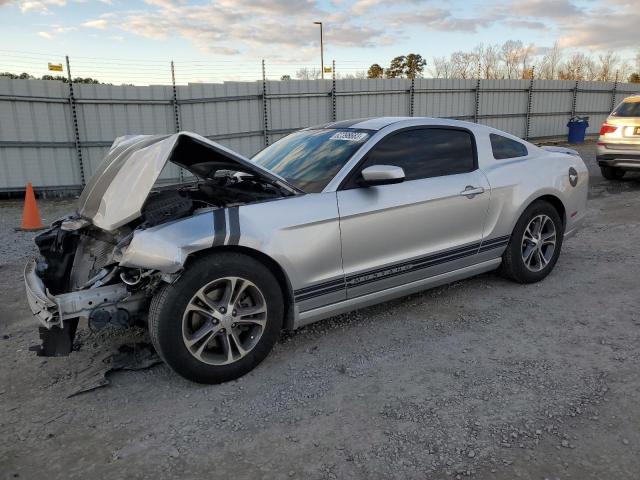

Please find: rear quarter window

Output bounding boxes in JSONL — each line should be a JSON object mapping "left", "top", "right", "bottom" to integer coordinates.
{"left": 490, "top": 134, "right": 528, "bottom": 160}
{"left": 611, "top": 101, "right": 640, "bottom": 118}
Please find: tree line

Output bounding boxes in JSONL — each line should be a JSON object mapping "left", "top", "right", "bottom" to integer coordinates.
{"left": 0, "top": 72, "right": 102, "bottom": 83}
{"left": 4, "top": 41, "right": 640, "bottom": 84}
{"left": 285, "top": 55, "right": 427, "bottom": 81}
{"left": 365, "top": 42, "right": 640, "bottom": 83}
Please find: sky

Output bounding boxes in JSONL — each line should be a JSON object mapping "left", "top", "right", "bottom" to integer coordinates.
{"left": 0, "top": 0, "right": 638, "bottom": 84}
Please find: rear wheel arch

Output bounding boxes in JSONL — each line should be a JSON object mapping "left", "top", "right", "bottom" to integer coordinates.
{"left": 184, "top": 245, "right": 295, "bottom": 330}
{"left": 534, "top": 194, "right": 566, "bottom": 230}
{"left": 509, "top": 193, "right": 566, "bottom": 233}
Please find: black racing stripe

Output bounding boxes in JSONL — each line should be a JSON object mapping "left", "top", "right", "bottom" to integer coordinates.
{"left": 295, "top": 238, "right": 509, "bottom": 304}
{"left": 294, "top": 277, "right": 346, "bottom": 296}
{"left": 345, "top": 242, "right": 481, "bottom": 282}
{"left": 212, "top": 208, "right": 226, "bottom": 247}
{"left": 478, "top": 241, "right": 509, "bottom": 253}
{"left": 481, "top": 234, "right": 511, "bottom": 247}
{"left": 347, "top": 248, "right": 479, "bottom": 289}
{"left": 297, "top": 237, "right": 509, "bottom": 312}
{"left": 227, "top": 207, "right": 241, "bottom": 246}
{"left": 295, "top": 284, "right": 346, "bottom": 302}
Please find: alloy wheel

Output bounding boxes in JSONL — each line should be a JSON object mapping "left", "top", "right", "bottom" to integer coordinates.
{"left": 181, "top": 277, "right": 267, "bottom": 365}
{"left": 521, "top": 214, "right": 557, "bottom": 272}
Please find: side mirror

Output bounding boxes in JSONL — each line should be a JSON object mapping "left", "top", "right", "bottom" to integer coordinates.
{"left": 360, "top": 165, "right": 405, "bottom": 186}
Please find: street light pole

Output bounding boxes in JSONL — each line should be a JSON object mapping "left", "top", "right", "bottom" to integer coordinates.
{"left": 314, "top": 21, "right": 324, "bottom": 79}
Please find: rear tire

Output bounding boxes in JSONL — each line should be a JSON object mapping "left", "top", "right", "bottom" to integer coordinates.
{"left": 149, "top": 252, "right": 283, "bottom": 384}
{"left": 500, "top": 200, "right": 564, "bottom": 284}
{"left": 600, "top": 166, "right": 625, "bottom": 180}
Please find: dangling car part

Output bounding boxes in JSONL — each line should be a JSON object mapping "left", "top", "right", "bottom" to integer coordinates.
{"left": 24, "top": 120, "right": 588, "bottom": 383}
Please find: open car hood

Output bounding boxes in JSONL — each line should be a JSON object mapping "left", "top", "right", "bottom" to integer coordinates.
{"left": 77, "top": 132, "right": 297, "bottom": 231}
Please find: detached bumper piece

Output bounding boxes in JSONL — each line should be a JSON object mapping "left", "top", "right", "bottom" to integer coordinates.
{"left": 24, "top": 258, "right": 59, "bottom": 327}
{"left": 24, "top": 258, "right": 137, "bottom": 356}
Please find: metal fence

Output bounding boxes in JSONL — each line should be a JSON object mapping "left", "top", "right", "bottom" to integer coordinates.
{"left": 0, "top": 72, "right": 637, "bottom": 192}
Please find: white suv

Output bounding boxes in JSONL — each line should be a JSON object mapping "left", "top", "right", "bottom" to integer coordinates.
{"left": 597, "top": 94, "right": 640, "bottom": 179}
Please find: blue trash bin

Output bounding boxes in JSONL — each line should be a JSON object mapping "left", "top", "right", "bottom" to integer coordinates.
{"left": 567, "top": 116, "right": 589, "bottom": 143}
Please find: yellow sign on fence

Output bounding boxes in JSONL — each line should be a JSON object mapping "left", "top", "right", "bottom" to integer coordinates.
{"left": 324, "top": 67, "right": 332, "bottom": 73}
{"left": 48, "top": 63, "right": 63, "bottom": 72}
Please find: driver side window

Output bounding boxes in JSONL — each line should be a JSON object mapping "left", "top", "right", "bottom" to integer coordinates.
{"left": 344, "top": 127, "right": 476, "bottom": 189}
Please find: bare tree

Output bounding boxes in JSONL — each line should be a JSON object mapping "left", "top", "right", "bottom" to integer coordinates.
{"left": 519, "top": 43, "right": 536, "bottom": 79}
{"left": 616, "top": 61, "right": 632, "bottom": 83}
{"left": 583, "top": 57, "right": 599, "bottom": 81}
{"left": 596, "top": 51, "right": 619, "bottom": 82}
{"left": 476, "top": 43, "right": 500, "bottom": 79}
{"left": 501, "top": 40, "right": 524, "bottom": 79}
{"left": 431, "top": 56, "right": 452, "bottom": 78}
{"left": 423, "top": 40, "right": 637, "bottom": 82}
{"left": 630, "top": 49, "right": 640, "bottom": 83}
{"left": 450, "top": 51, "right": 475, "bottom": 79}
{"left": 470, "top": 44, "right": 484, "bottom": 77}
{"left": 539, "top": 42, "right": 562, "bottom": 80}
{"left": 559, "top": 53, "right": 591, "bottom": 80}
{"left": 339, "top": 71, "right": 367, "bottom": 79}
{"left": 295, "top": 67, "right": 322, "bottom": 80}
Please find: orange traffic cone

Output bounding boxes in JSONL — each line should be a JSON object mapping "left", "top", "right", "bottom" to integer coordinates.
{"left": 19, "top": 182, "right": 45, "bottom": 231}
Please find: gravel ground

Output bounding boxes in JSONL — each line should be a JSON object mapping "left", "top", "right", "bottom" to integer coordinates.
{"left": 1, "top": 140, "right": 640, "bottom": 479}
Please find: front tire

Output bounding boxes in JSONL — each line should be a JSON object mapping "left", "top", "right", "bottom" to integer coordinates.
{"left": 149, "top": 252, "right": 284, "bottom": 384}
{"left": 500, "top": 200, "right": 564, "bottom": 284}
{"left": 600, "top": 166, "right": 625, "bottom": 180}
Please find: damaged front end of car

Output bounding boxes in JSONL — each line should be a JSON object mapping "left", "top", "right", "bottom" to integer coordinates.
{"left": 25, "top": 132, "right": 299, "bottom": 356}
{"left": 25, "top": 216, "right": 155, "bottom": 355}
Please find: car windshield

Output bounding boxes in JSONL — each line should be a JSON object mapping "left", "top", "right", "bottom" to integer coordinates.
{"left": 252, "top": 128, "right": 371, "bottom": 193}
{"left": 611, "top": 101, "right": 640, "bottom": 118}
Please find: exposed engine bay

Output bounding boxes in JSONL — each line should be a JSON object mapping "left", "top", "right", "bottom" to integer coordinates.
{"left": 28, "top": 140, "right": 291, "bottom": 356}
{"left": 140, "top": 170, "right": 285, "bottom": 227}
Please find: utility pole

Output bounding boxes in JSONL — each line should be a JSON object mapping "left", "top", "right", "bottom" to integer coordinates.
{"left": 314, "top": 21, "right": 324, "bottom": 79}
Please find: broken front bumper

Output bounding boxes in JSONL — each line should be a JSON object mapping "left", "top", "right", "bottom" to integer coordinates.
{"left": 24, "top": 257, "right": 133, "bottom": 329}
{"left": 24, "top": 258, "right": 59, "bottom": 328}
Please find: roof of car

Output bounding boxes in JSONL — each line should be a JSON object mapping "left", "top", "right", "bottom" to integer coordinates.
{"left": 311, "top": 117, "right": 413, "bottom": 131}
{"left": 310, "top": 116, "right": 482, "bottom": 132}
{"left": 306, "top": 116, "right": 544, "bottom": 148}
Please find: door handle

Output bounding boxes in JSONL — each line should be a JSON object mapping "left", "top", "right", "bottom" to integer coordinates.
{"left": 460, "top": 186, "right": 485, "bottom": 198}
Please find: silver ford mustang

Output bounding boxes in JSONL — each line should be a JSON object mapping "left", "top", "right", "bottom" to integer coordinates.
{"left": 25, "top": 117, "right": 588, "bottom": 383}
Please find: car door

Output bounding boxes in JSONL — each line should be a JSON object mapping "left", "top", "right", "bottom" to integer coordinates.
{"left": 336, "top": 127, "right": 491, "bottom": 299}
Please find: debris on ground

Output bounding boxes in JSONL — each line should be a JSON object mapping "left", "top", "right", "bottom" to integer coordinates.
{"left": 67, "top": 342, "right": 162, "bottom": 397}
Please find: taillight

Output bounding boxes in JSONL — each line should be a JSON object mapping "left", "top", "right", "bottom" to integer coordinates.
{"left": 599, "top": 123, "right": 617, "bottom": 135}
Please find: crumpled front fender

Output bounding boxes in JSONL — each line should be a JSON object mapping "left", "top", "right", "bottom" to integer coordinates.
{"left": 119, "top": 210, "right": 216, "bottom": 273}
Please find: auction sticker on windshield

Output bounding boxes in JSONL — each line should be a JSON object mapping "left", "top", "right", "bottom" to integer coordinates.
{"left": 330, "top": 131, "right": 369, "bottom": 141}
